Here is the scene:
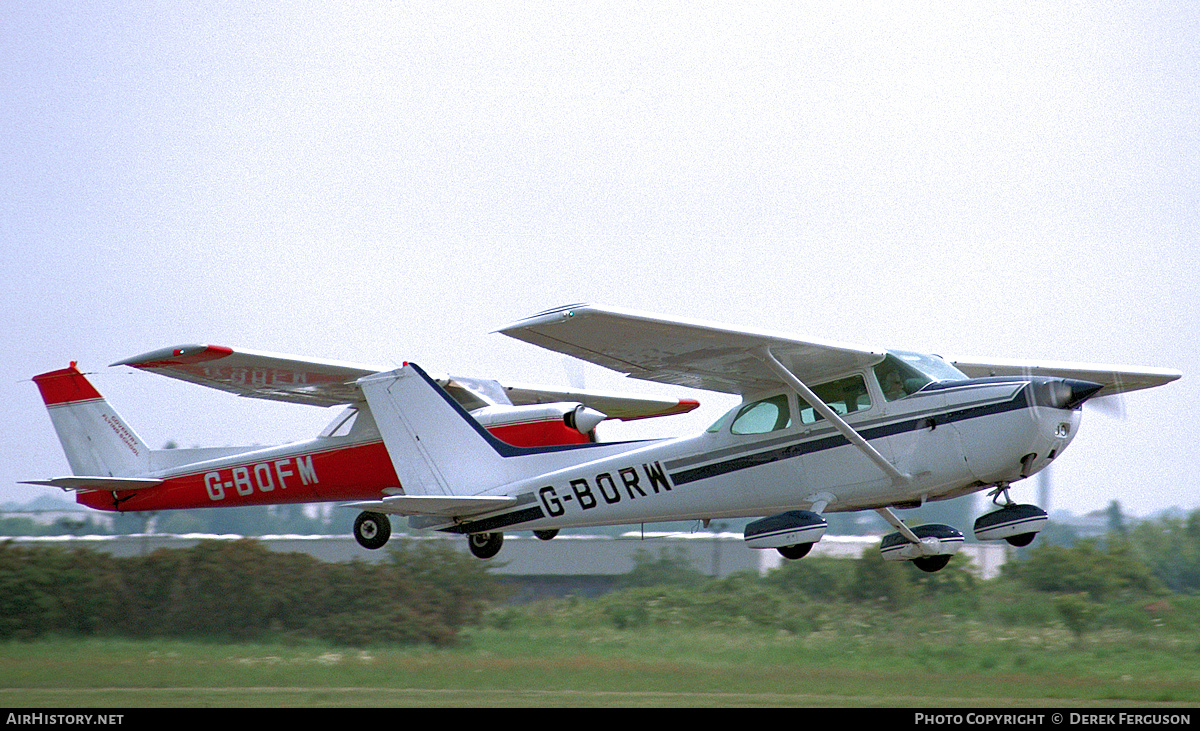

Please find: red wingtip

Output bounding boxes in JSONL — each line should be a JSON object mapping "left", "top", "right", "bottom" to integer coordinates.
{"left": 123, "top": 344, "right": 234, "bottom": 369}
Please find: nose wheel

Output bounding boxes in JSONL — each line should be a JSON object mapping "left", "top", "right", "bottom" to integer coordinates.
{"left": 976, "top": 485, "right": 1048, "bottom": 547}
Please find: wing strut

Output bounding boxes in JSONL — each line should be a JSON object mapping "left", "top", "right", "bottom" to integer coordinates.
{"left": 875, "top": 506, "right": 923, "bottom": 545}
{"left": 756, "top": 347, "right": 910, "bottom": 485}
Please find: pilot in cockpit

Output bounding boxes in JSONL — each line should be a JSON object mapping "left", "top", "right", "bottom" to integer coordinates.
{"left": 881, "top": 368, "right": 908, "bottom": 401}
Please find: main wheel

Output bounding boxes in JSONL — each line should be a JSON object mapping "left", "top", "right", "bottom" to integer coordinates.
{"left": 1005, "top": 532, "right": 1037, "bottom": 547}
{"left": 353, "top": 511, "right": 391, "bottom": 550}
{"left": 533, "top": 529, "right": 559, "bottom": 541}
{"left": 912, "top": 554, "right": 952, "bottom": 573}
{"left": 468, "top": 531, "right": 504, "bottom": 559}
{"left": 777, "top": 543, "right": 812, "bottom": 560}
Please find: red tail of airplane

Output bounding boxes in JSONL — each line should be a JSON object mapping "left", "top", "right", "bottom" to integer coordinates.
{"left": 26, "top": 361, "right": 644, "bottom": 514}
{"left": 33, "top": 364, "right": 152, "bottom": 479}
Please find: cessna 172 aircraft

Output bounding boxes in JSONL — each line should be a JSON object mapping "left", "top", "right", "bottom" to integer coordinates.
{"left": 29, "top": 304, "right": 1180, "bottom": 572}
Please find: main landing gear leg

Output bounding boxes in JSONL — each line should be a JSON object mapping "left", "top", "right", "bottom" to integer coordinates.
{"left": 989, "top": 482, "right": 1015, "bottom": 507}
{"left": 875, "top": 507, "right": 962, "bottom": 573}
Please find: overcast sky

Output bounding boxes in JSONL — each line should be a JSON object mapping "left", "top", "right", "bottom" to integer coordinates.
{"left": 3, "top": 2, "right": 1196, "bottom": 518}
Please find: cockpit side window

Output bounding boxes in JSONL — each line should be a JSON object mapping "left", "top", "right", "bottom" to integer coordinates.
{"left": 873, "top": 351, "right": 967, "bottom": 401}
{"left": 729, "top": 394, "right": 792, "bottom": 435}
{"left": 799, "top": 374, "right": 871, "bottom": 424}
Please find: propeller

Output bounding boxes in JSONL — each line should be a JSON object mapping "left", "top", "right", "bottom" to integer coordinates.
{"left": 1086, "top": 393, "right": 1127, "bottom": 420}
{"left": 949, "top": 357, "right": 1178, "bottom": 421}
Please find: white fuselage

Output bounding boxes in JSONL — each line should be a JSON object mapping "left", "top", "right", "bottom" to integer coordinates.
{"left": 419, "top": 377, "right": 1081, "bottom": 534}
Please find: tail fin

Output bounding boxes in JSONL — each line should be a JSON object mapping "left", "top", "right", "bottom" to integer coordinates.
{"left": 33, "top": 363, "right": 151, "bottom": 478}
{"left": 358, "top": 364, "right": 522, "bottom": 496}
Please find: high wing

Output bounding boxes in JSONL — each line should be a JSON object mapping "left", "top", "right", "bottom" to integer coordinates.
{"left": 114, "top": 343, "right": 698, "bottom": 419}
{"left": 496, "top": 304, "right": 886, "bottom": 395}
{"left": 113, "top": 345, "right": 380, "bottom": 406}
{"left": 948, "top": 357, "right": 1182, "bottom": 398}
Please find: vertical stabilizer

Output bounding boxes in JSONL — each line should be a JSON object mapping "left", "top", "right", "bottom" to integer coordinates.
{"left": 33, "top": 364, "right": 151, "bottom": 477}
{"left": 358, "top": 364, "right": 515, "bottom": 496}
{"left": 358, "top": 363, "right": 644, "bottom": 498}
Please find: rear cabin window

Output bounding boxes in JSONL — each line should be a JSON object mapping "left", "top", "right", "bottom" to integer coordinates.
{"left": 729, "top": 394, "right": 792, "bottom": 435}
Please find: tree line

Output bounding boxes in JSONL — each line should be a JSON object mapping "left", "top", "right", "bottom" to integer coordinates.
{"left": 2, "top": 506, "right": 1197, "bottom": 645}
{"left": 0, "top": 539, "right": 500, "bottom": 645}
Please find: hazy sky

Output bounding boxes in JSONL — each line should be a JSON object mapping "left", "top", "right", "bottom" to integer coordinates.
{"left": 3, "top": 2, "right": 1196, "bottom": 518}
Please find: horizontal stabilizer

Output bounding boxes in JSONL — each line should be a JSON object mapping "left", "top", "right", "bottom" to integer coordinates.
{"left": 342, "top": 494, "right": 517, "bottom": 517}
{"left": 21, "top": 476, "right": 165, "bottom": 492}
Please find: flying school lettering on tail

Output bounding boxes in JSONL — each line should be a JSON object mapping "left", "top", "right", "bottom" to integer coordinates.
{"left": 537, "top": 461, "right": 671, "bottom": 517}
{"left": 204, "top": 455, "right": 318, "bottom": 501}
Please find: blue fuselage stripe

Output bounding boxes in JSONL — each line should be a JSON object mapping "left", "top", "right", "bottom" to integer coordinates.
{"left": 445, "top": 383, "right": 1032, "bottom": 534}
{"left": 669, "top": 385, "right": 1030, "bottom": 486}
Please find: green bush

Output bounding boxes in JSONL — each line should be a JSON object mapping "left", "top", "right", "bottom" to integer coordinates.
{"left": 1003, "top": 537, "right": 1163, "bottom": 601}
{"left": 762, "top": 555, "right": 858, "bottom": 601}
{"left": 617, "top": 547, "right": 707, "bottom": 589}
{"left": 0, "top": 539, "right": 501, "bottom": 646}
{"left": 592, "top": 578, "right": 806, "bottom": 631}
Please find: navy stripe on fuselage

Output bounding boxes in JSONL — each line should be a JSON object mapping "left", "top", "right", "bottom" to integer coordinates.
{"left": 441, "top": 381, "right": 1032, "bottom": 534}
{"left": 668, "top": 383, "right": 1031, "bottom": 486}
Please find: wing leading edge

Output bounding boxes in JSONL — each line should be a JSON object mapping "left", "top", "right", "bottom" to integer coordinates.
{"left": 113, "top": 345, "right": 380, "bottom": 406}
{"left": 949, "top": 357, "right": 1182, "bottom": 398}
{"left": 113, "top": 343, "right": 699, "bottom": 419}
{"left": 497, "top": 304, "right": 887, "bottom": 395}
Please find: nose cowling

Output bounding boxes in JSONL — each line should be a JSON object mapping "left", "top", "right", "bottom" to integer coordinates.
{"left": 1034, "top": 378, "right": 1105, "bottom": 410}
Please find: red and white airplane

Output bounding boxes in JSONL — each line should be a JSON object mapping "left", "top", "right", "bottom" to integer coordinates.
{"left": 29, "top": 304, "right": 1180, "bottom": 571}
{"left": 27, "top": 339, "right": 697, "bottom": 517}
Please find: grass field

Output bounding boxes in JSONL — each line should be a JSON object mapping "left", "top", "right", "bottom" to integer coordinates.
{"left": 2, "top": 619, "right": 1199, "bottom": 708}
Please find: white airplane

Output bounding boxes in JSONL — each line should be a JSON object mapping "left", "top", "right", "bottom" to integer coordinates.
{"left": 29, "top": 304, "right": 1180, "bottom": 572}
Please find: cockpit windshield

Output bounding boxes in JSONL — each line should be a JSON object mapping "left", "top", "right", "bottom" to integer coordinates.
{"left": 873, "top": 350, "right": 968, "bottom": 401}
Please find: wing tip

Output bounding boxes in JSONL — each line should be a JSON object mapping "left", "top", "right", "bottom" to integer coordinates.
{"left": 495, "top": 303, "right": 594, "bottom": 335}
{"left": 112, "top": 344, "right": 234, "bottom": 368}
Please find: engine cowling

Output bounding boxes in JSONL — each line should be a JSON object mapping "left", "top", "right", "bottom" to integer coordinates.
{"left": 470, "top": 402, "right": 607, "bottom": 446}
